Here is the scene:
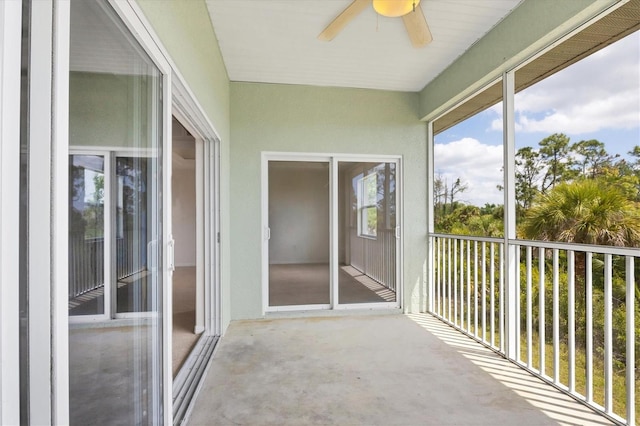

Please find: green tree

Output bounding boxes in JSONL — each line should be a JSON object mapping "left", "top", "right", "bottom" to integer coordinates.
{"left": 515, "top": 146, "right": 543, "bottom": 211}
{"left": 522, "top": 179, "right": 640, "bottom": 247}
{"left": 571, "top": 139, "right": 617, "bottom": 178}
{"left": 539, "top": 133, "right": 575, "bottom": 192}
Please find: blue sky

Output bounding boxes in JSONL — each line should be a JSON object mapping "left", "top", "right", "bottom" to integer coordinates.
{"left": 434, "top": 31, "right": 640, "bottom": 206}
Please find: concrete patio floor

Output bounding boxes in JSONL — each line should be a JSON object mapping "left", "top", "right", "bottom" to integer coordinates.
{"left": 187, "top": 313, "right": 612, "bottom": 426}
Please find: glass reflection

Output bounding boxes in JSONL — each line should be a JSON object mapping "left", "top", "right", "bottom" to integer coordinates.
{"left": 68, "top": 0, "right": 164, "bottom": 424}
{"left": 339, "top": 162, "right": 397, "bottom": 304}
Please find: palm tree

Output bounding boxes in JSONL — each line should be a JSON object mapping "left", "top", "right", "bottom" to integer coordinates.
{"left": 522, "top": 179, "right": 640, "bottom": 247}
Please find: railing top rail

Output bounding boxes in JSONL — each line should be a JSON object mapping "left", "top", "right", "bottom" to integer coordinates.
{"left": 511, "top": 239, "right": 640, "bottom": 257}
{"left": 430, "top": 233, "right": 504, "bottom": 244}
{"left": 430, "top": 233, "right": 639, "bottom": 257}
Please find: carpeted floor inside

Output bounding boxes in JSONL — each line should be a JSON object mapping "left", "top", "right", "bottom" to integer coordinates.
{"left": 268, "top": 263, "right": 396, "bottom": 306}
{"left": 172, "top": 266, "right": 200, "bottom": 375}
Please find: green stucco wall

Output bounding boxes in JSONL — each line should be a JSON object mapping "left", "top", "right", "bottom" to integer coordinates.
{"left": 419, "top": 0, "right": 619, "bottom": 120}
{"left": 230, "top": 82, "right": 428, "bottom": 319}
{"left": 135, "top": 0, "right": 233, "bottom": 330}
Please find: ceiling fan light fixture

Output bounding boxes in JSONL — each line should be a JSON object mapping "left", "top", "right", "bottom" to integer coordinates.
{"left": 373, "top": 0, "right": 420, "bottom": 18}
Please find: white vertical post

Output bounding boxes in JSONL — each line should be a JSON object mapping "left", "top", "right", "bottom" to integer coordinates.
{"left": 466, "top": 240, "right": 471, "bottom": 331}
{"left": 526, "top": 246, "right": 532, "bottom": 367}
{"left": 0, "top": 0, "right": 22, "bottom": 423}
{"left": 625, "top": 256, "right": 635, "bottom": 426}
{"left": 604, "top": 254, "right": 613, "bottom": 414}
{"left": 514, "top": 245, "right": 520, "bottom": 359}
{"left": 427, "top": 121, "right": 435, "bottom": 313}
{"left": 28, "top": 2, "right": 54, "bottom": 422}
{"left": 490, "top": 243, "right": 495, "bottom": 347}
{"left": 552, "top": 249, "right": 559, "bottom": 384}
{"left": 539, "top": 247, "right": 546, "bottom": 376}
{"left": 474, "top": 241, "right": 478, "bottom": 337}
{"left": 502, "top": 71, "right": 517, "bottom": 359}
{"left": 52, "top": 1, "right": 70, "bottom": 422}
{"left": 454, "top": 239, "right": 458, "bottom": 325}
{"left": 482, "top": 242, "right": 486, "bottom": 342}
{"left": 567, "top": 250, "right": 575, "bottom": 392}
{"left": 448, "top": 238, "right": 452, "bottom": 322}
{"left": 585, "top": 252, "right": 593, "bottom": 402}
{"left": 331, "top": 158, "right": 339, "bottom": 307}
{"left": 436, "top": 238, "right": 440, "bottom": 315}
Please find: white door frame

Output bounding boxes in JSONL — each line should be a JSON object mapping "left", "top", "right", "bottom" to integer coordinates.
{"left": 0, "top": 0, "right": 23, "bottom": 423}
{"left": 261, "top": 152, "right": 403, "bottom": 314}
{"left": 21, "top": 0, "right": 223, "bottom": 421}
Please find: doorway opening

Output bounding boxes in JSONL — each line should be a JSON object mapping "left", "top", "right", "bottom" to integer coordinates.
{"left": 171, "top": 117, "right": 202, "bottom": 375}
{"left": 264, "top": 155, "right": 401, "bottom": 312}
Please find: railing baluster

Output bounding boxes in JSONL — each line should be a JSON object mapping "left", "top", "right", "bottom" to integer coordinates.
{"left": 460, "top": 240, "right": 465, "bottom": 329}
{"left": 474, "top": 241, "right": 478, "bottom": 338}
{"left": 454, "top": 239, "right": 459, "bottom": 326}
{"left": 490, "top": 243, "right": 495, "bottom": 348}
{"left": 568, "top": 250, "right": 575, "bottom": 393}
{"left": 436, "top": 238, "right": 440, "bottom": 317}
{"left": 586, "top": 252, "right": 593, "bottom": 403}
{"left": 500, "top": 243, "right": 505, "bottom": 353}
{"left": 482, "top": 242, "right": 487, "bottom": 343}
{"left": 604, "top": 253, "right": 613, "bottom": 414}
{"left": 526, "top": 246, "right": 532, "bottom": 367}
{"left": 553, "top": 248, "right": 559, "bottom": 384}
{"left": 466, "top": 240, "right": 471, "bottom": 332}
{"left": 539, "top": 247, "right": 546, "bottom": 376}
{"left": 448, "top": 238, "right": 452, "bottom": 322}
{"left": 625, "top": 256, "right": 635, "bottom": 426}
{"left": 514, "top": 245, "right": 520, "bottom": 360}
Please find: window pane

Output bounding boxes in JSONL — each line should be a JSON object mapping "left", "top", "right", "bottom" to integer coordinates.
{"left": 69, "top": 155, "right": 105, "bottom": 315}
{"left": 340, "top": 162, "right": 397, "bottom": 304}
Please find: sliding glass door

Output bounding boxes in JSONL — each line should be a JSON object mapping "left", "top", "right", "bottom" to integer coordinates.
{"left": 263, "top": 155, "right": 401, "bottom": 312}
{"left": 337, "top": 161, "right": 398, "bottom": 306}
{"left": 267, "top": 160, "right": 331, "bottom": 308}
{"left": 68, "top": 0, "right": 169, "bottom": 424}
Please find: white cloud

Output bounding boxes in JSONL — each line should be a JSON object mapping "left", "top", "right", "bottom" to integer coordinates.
{"left": 491, "top": 32, "right": 640, "bottom": 135}
{"left": 434, "top": 138, "right": 503, "bottom": 206}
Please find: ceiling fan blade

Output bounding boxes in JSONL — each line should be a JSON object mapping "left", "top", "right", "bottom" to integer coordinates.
{"left": 318, "top": 0, "right": 371, "bottom": 41}
{"left": 402, "top": 4, "right": 432, "bottom": 48}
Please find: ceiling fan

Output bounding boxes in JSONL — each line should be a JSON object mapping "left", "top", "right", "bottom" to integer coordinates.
{"left": 318, "top": 0, "right": 433, "bottom": 48}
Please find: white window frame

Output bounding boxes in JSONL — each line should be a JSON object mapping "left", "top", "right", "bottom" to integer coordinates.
{"left": 357, "top": 172, "right": 378, "bottom": 239}
{"left": 0, "top": 0, "right": 23, "bottom": 423}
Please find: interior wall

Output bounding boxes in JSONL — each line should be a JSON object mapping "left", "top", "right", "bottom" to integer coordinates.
{"left": 135, "top": 0, "right": 232, "bottom": 331}
{"left": 230, "top": 82, "right": 427, "bottom": 320}
{"left": 268, "top": 164, "right": 329, "bottom": 265}
{"left": 172, "top": 162, "right": 196, "bottom": 267}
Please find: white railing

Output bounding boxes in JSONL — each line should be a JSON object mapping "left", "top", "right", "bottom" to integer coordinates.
{"left": 69, "top": 232, "right": 145, "bottom": 300}
{"left": 430, "top": 233, "right": 638, "bottom": 425}
{"left": 69, "top": 235, "right": 104, "bottom": 299}
{"left": 350, "top": 227, "right": 396, "bottom": 291}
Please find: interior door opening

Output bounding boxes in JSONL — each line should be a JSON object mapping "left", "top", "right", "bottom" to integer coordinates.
{"left": 171, "top": 117, "right": 203, "bottom": 376}
{"left": 268, "top": 161, "right": 330, "bottom": 307}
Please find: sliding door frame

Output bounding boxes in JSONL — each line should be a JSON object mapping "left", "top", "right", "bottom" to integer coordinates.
{"left": 333, "top": 155, "right": 402, "bottom": 311}
{"left": 0, "top": 0, "right": 23, "bottom": 423}
{"left": 261, "top": 152, "right": 403, "bottom": 315}
{"left": 262, "top": 153, "right": 333, "bottom": 313}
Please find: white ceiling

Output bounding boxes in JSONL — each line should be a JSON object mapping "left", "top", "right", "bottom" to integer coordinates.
{"left": 205, "top": 0, "right": 523, "bottom": 92}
